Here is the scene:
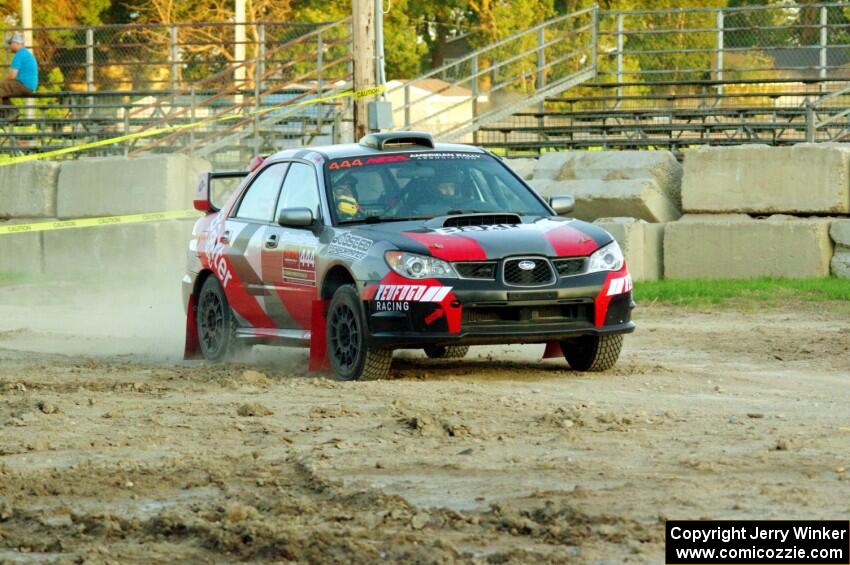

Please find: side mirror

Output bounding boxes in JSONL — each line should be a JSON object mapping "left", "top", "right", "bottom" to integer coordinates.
{"left": 549, "top": 195, "right": 575, "bottom": 215}
{"left": 278, "top": 207, "right": 315, "bottom": 227}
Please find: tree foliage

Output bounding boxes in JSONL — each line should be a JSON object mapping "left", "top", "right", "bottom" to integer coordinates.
{"left": 3, "top": 0, "right": 846, "bottom": 89}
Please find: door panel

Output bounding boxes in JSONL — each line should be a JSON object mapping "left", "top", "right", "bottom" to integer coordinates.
{"left": 217, "top": 162, "right": 289, "bottom": 329}
{"left": 262, "top": 162, "right": 323, "bottom": 331}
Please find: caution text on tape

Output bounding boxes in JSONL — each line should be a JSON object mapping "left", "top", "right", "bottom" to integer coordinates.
{"left": 0, "top": 210, "right": 201, "bottom": 236}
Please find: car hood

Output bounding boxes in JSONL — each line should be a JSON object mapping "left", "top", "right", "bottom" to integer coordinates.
{"left": 347, "top": 216, "right": 613, "bottom": 261}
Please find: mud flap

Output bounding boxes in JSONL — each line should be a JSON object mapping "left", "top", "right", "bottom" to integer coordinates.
{"left": 542, "top": 341, "right": 563, "bottom": 359}
{"left": 308, "top": 299, "right": 331, "bottom": 372}
{"left": 183, "top": 294, "right": 201, "bottom": 360}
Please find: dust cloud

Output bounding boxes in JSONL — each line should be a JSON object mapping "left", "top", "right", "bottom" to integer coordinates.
{"left": 0, "top": 272, "right": 186, "bottom": 361}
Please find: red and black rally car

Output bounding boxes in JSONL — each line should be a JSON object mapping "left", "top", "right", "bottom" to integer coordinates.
{"left": 183, "top": 132, "right": 635, "bottom": 380}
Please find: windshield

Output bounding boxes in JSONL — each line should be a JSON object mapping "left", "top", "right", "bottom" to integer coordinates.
{"left": 325, "top": 152, "right": 549, "bottom": 224}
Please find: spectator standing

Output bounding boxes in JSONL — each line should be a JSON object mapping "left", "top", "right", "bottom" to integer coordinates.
{"left": 1, "top": 32, "right": 38, "bottom": 120}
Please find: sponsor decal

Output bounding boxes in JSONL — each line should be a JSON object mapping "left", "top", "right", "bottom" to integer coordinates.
{"left": 328, "top": 155, "right": 410, "bottom": 170}
{"left": 327, "top": 232, "right": 373, "bottom": 261}
{"left": 374, "top": 285, "right": 453, "bottom": 302}
{"left": 282, "top": 244, "right": 317, "bottom": 286}
{"left": 433, "top": 223, "right": 518, "bottom": 235}
{"left": 606, "top": 274, "right": 633, "bottom": 296}
{"left": 408, "top": 152, "right": 482, "bottom": 161}
{"left": 205, "top": 215, "right": 233, "bottom": 288}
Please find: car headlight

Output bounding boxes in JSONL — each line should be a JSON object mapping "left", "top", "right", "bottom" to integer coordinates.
{"left": 587, "top": 241, "right": 624, "bottom": 273}
{"left": 385, "top": 251, "right": 457, "bottom": 279}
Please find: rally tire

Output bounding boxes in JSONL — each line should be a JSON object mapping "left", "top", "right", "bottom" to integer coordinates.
{"left": 197, "top": 275, "right": 245, "bottom": 362}
{"left": 562, "top": 334, "right": 623, "bottom": 372}
{"left": 424, "top": 345, "right": 470, "bottom": 359}
{"left": 327, "top": 285, "right": 392, "bottom": 381}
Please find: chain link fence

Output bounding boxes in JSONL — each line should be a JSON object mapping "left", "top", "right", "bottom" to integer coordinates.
{"left": 0, "top": 21, "right": 338, "bottom": 93}
{"left": 592, "top": 2, "right": 850, "bottom": 106}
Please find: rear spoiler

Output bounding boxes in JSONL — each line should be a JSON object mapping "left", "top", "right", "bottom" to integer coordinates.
{"left": 194, "top": 171, "right": 249, "bottom": 213}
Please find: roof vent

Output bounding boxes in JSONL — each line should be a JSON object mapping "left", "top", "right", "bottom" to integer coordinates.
{"left": 359, "top": 131, "right": 435, "bottom": 150}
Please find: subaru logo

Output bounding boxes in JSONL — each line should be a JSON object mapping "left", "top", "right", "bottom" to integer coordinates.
{"left": 518, "top": 260, "right": 536, "bottom": 271}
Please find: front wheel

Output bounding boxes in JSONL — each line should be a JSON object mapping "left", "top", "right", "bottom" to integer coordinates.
{"left": 561, "top": 334, "right": 623, "bottom": 372}
{"left": 424, "top": 345, "right": 470, "bottom": 359}
{"left": 327, "top": 285, "right": 392, "bottom": 381}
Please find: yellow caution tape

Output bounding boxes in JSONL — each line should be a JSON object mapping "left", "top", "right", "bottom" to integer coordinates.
{"left": 0, "top": 85, "right": 387, "bottom": 168}
{"left": 0, "top": 209, "right": 201, "bottom": 236}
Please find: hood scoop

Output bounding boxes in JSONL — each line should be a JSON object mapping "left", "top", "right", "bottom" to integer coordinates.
{"left": 440, "top": 213, "right": 522, "bottom": 229}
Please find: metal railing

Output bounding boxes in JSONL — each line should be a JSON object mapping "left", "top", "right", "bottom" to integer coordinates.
{"left": 805, "top": 82, "right": 850, "bottom": 142}
{"left": 126, "top": 18, "right": 353, "bottom": 157}
{"left": 0, "top": 19, "right": 353, "bottom": 168}
{"left": 386, "top": 6, "right": 598, "bottom": 142}
{"left": 5, "top": 2, "right": 850, "bottom": 162}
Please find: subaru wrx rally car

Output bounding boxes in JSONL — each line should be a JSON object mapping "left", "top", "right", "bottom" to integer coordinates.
{"left": 183, "top": 132, "right": 634, "bottom": 380}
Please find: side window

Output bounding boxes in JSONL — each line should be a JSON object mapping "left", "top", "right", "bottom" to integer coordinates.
{"left": 235, "top": 163, "right": 288, "bottom": 222}
{"left": 277, "top": 162, "right": 321, "bottom": 219}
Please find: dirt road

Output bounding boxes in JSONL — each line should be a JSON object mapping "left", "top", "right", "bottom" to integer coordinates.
{"left": 1, "top": 279, "right": 849, "bottom": 563}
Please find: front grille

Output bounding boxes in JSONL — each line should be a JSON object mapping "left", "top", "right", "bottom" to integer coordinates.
{"left": 462, "top": 302, "right": 593, "bottom": 327}
{"left": 454, "top": 261, "right": 497, "bottom": 279}
{"left": 553, "top": 257, "right": 587, "bottom": 277}
{"left": 442, "top": 214, "right": 521, "bottom": 228}
{"left": 503, "top": 257, "right": 555, "bottom": 287}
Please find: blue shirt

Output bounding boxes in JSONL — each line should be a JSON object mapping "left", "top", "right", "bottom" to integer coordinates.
{"left": 11, "top": 47, "right": 38, "bottom": 91}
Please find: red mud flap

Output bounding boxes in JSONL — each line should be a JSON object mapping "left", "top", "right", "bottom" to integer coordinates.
{"left": 308, "top": 299, "right": 331, "bottom": 372}
{"left": 184, "top": 294, "right": 201, "bottom": 360}
{"left": 542, "top": 341, "right": 563, "bottom": 359}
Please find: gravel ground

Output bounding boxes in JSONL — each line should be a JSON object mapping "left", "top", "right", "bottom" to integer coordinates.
{"left": 1, "top": 280, "right": 849, "bottom": 564}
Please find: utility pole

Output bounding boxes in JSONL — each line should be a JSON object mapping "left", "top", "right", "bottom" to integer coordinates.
{"left": 234, "top": 0, "right": 247, "bottom": 108}
{"left": 352, "top": 0, "right": 375, "bottom": 140}
{"left": 21, "top": 0, "right": 33, "bottom": 119}
{"left": 20, "top": 0, "right": 32, "bottom": 47}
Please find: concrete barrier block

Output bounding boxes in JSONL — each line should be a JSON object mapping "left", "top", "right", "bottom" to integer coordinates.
{"left": 664, "top": 214, "right": 834, "bottom": 279}
{"left": 830, "top": 219, "right": 850, "bottom": 247}
{"left": 571, "top": 151, "right": 682, "bottom": 206}
{"left": 0, "top": 161, "right": 60, "bottom": 218}
{"left": 43, "top": 219, "right": 195, "bottom": 277}
{"left": 57, "top": 155, "right": 210, "bottom": 219}
{"left": 0, "top": 220, "right": 44, "bottom": 274}
{"left": 504, "top": 157, "right": 537, "bottom": 180}
{"left": 593, "top": 217, "right": 664, "bottom": 280}
{"left": 683, "top": 144, "right": 850, "bottom": 214}
{"left": 533, "top": 152, "right": 576, "bottom": 180}
{"left": 532, "top": 178, "right": 681, "bottom": 223}
{"left": 832, "top": 247, "right": 850, "bottom": 278}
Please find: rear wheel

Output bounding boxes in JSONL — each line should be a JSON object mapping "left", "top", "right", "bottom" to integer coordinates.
{"left": 424, "top": 345, "right": 470, "bottom": 359}
{"left": 561, "top": 334, "right": 623, "bottom": 372}
{"left": 197, "top": 275, "right": 245, "bottom": 361}
{"left": 327, "top": 285, "right": 392, "bottom": 381}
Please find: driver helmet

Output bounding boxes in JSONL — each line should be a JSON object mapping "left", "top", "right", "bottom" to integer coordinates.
{"left": 334, "top": 174, "right": 360, "bottom": 218}
{"left": 433, "top": 168, "right": 464, "bottom": 200}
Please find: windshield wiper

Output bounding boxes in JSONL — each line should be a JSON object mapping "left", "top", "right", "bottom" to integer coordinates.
{"left": 446, "top": 209, "right": 489, "bottom": 215}
{"left": 341, "top": 216, "right": 427, "bottom": 225}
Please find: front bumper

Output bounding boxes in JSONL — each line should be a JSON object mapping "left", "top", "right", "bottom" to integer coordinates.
{"left": 365, "top": 272, "right": 635, "bottom": 348}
